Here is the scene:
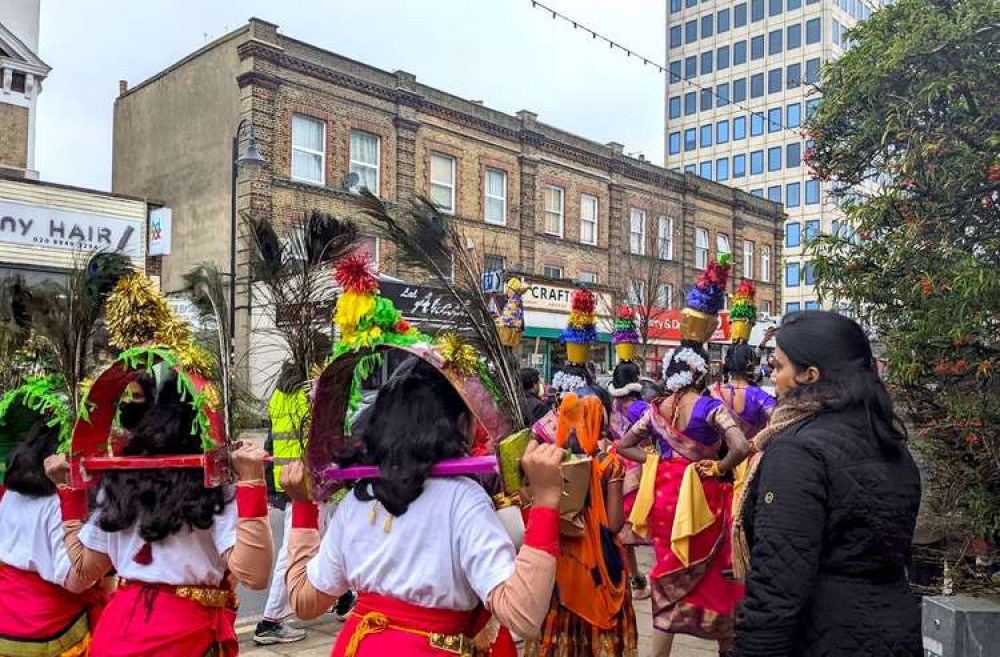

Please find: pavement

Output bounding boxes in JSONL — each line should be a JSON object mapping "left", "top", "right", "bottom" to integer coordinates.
{"left": 235, "top": 543, "right": 717, "bottom": 656}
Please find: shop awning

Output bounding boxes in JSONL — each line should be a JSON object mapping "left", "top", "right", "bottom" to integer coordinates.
{"left": 523, "top": 327, "right": 612, "bottom": 342}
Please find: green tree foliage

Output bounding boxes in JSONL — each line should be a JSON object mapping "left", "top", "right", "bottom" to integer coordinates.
{"left": 806, "top": 0, "right": 1000, "bottom": 588}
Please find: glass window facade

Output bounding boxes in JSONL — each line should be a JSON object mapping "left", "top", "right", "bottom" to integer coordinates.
{"left": 786, "top": 222, "right": 801, "bottom": 246}
{"left": 733, "top": 154, "right": 746, "bottom": 177}
{"left": 751, "top": 73, "right": 764, "bottom": 98}
{"left": 717, "top": 83, "right": 730, "bottom": 106}
{"left": 685, "top": 92, "right": 697, "bottom": 115}
{"left": 717, "top": 120, "right": 730, "bottom": 143}
{"left": 751, "top": 112, "right": 765, "bottom": 136}
{"left": 787, "top": 23, "right": 801, "bottom": 49}
{"left": 717, "top": 46, "right": 730, "bottom": 70}
{"left": 669, "top": 132, "right": 681, "bottom": 154}
{"left": 786, "top": 182, "right": 801, "bottom": 207}
{"left": 733, "top": 77, "right": 747, "bottom": 102}
{"left": 701, "top": 124, "right": 713, "bottom": 147}
{"left": 735, "top": 2, "right": 748, "bottom": 26}
{"left": 751, "top": 150, "right": 764, "bottom": 174}
{"left": 716, "top": 158, "right": 729, "bottom": 181}
{"left": 768, "top": 147, "right": 782, "bottom": 171}
{"left": 734, "top": 40, "right": 748, "bottom": 65}
{"left": 768, "top": 107, "right": 782, "bottom": 132}
{"left": 751, "top": 35, "right": 765, "bottom": 60}
{"left": 769, "top": 29, "right": 783, "bottom": 55}
{"left": 768, "top": 68, "right": 783, "bottom": 94}
{"left": 684, "top": 128, "right": 697, "bottom": 151}
{"left": 733, "top": 116, "right": 747, "bottom": 139}
{"left": 787, "top": 141, "right": 801, "bottom": 167}
{"left": 806, "top": 179, "right": 821, "bottom": 204}
{"left": 806, "top": 18, "right": 822, "bottom": 44}
{"left": 787, "top": 103, "right": 801, "bottom": 128}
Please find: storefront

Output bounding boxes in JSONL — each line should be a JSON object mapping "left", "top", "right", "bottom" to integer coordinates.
{"left": 643, "top": 308, "right": 732, "bottom": 378}
{"left": 0, "top": 177, "right": 148, "bottom": 282}
{"left": 515, "top": 278, "right": 615, "bottom": 381}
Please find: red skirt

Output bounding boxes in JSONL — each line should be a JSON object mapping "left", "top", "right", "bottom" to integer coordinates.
{"left": 647, "top": 455, "right": 744, "bottom": 641}
{"left": 0, "top": 564, "right": 105, "bottom": 655}
{"left": 332, "top": 593, "right": 515, "bottom": 657}
{"left": 88, "top": 581, "right": 237, "bottom": 657}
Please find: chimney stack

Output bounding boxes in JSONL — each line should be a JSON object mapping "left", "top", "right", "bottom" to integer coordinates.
{"left": 119, "top": 80, "right": 128, "bottom": 96}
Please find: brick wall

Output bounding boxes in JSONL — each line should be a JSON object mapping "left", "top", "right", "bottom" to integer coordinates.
{"left": 0, "top": 104, "right": 29, "bottom": 171}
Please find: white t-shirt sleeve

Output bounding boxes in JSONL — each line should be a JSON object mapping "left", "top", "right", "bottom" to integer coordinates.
{"left": 306, "top": 502, "right": 348, "bottom": 597}
{"left": 454, "top": 484, "right": 517, "bottom": 604}
{"left": 78, "top": 517, "right": 110, "bottom": 555}
{"left": 211, "top": 497, "right": 239, "bottom": 557}
{"left": 46, "top": 497, "right": 72, "bottom": 585}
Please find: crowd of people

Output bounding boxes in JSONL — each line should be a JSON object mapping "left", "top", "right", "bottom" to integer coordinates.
{"left": 0, "top": 251, "right": 924, "bottom": 656}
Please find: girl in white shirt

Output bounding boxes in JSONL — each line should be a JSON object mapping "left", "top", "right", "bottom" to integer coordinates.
{"left": 0, "top": 414, "right": 105, "bottom": 656}
{"left": 46, "top": 378, "right": 273, "bottom": 657}
{"left": 280, "top": 357, "right": 567, "bottom": 657}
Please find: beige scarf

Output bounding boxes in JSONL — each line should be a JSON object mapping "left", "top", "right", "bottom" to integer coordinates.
{"left": 731, "top": 400, "right": 819, "bottom": 582}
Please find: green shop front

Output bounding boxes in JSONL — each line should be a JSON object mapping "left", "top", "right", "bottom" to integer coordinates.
{"left": 513, "top": 278, "right": 614, "bottom": 381}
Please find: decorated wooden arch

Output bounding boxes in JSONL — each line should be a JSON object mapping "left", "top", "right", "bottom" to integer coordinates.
{"left": 68, "top": 346, "right": 230, "bottom": 489}
{"left": 308, "top": 341, "right": 514, "bottom": 502}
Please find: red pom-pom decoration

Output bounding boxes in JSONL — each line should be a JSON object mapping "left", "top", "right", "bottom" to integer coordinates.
{"left": 334, "top": 254, "right": 379, "bottom": 294}
{"left": 394, "top": 319, "right": 410, "bottom": 333}
{"left": 618, "top": 304, "right": 636, "bottom": 320}
{"left": 571, "top": 288, "right": 596, "bottom": 313}
{"left": 735, "top": 279, "right": 756, "bottom": 298}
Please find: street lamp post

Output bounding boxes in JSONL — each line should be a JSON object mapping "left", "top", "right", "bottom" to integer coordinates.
{"left": 230, "top": 119, "right": 268, "bottom": 345}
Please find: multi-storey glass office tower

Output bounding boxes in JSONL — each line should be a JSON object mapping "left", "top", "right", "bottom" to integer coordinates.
{"left": 665, "top": 0, "right": 877, "bottom": 313}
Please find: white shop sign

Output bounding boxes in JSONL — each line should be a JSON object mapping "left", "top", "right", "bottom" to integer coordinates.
{"left": 521, "top": 281, "right": 613, "bottom": 317}
{"left": 0, "top": 199, "right": 143, "bottom": 257}
{"left": 148, "top": 207, "right": 171, "bottom": 256}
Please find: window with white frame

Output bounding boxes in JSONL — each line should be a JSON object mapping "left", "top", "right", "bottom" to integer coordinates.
{"left": 717, "top": 233, "right": 731, "bottom": 257}
{"left": 580, "top": 194, "right": 598, "bottom": 245}
{"left": 484, "top": 254, "right": 505, "bottom": 273}
{"left": 761, "top": 299, "right": 773, "bottom": 316}
{"left": 761, "top": 245, "right": 772, "bottom": 282}
{"left": 291, "top": 115, "right": 325, "bottom": 184}
{"left": 484, "top": 168, "right": 507, "bottom": 225}
{"left": 743, "top": 240, "right": 755, "bottom": 279}
{"left": 628, "top": 278, "right": 646, "bottom": 305}
{"left": 349, "top": 130, "right": 379, "bottom": 193}
{"left": 629, "top": 209, "right": 646, "bottom": 255}
{"left": 657, "top": 216, "right": 674, "bottom": 260}
{"left": 544, "top": 186, "right": 565, "bottom": 236}
{"left": 579, "top": 271, "right": 598, "bottom": 284}
{"left": 543, "top": 265, "right": 564, "bottom": 279}
{"left": 696, "top": 227, "right": 710, "bottom": 269}
{"left": 430, "top": 154, "right": 456, "bottom": 214}
{"left": 656, "top": 283, "right": 674, "bottom": 308}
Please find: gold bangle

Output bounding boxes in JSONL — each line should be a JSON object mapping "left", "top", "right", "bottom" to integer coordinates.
{"left": 237, "top": 479, "right": 266, "bottom": 487}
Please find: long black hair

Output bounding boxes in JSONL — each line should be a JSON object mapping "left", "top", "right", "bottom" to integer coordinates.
{"left": 776, "top": 311, "right": 906, "bottom": 449}
{"left": 94, "top": 376, "right": 229, "bottom": 542}
{"left": 349, "top": 357, "right": 470, "bottom": 516}
{"left": 724, "top": 343, "right": 759, "bottom": 382}
{"left": 4, "top": 420, "right": 60, "bottom": 497}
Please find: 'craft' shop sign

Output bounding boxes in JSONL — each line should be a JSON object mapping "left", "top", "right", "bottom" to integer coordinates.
{"left": 0, "top": 199, "right": 142, "bottom": 257}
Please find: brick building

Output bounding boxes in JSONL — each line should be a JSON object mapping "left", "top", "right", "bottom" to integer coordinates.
{"left": 112, "top": 18, "right": 782, "bottom": 392}
{"left": 0, "top": 0, "right": 49, "bottom": 180}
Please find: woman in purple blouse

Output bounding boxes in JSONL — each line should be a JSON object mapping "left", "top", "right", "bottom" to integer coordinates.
{"left": 713, "top": 343, "right": 776, "bottom": 445}
{"left": 608, "top": 360, "right": 652, "bottom": 600}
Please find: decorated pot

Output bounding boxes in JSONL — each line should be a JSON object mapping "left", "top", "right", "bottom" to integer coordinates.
{"left": 616, "top": 342, "right": 637, "bottom": 361}
{"left": 565, "top": 342, "right": 591, "bottom": 364}
{"left": 680, "top": 307, "right": 719, "bottom": 342}
{"left": 730, "top": 319, "right": 752, "bottom": 343}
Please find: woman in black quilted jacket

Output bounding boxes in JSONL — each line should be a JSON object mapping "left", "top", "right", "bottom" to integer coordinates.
{"left": 734, "top": 311, "right": 922, "bottom": 656}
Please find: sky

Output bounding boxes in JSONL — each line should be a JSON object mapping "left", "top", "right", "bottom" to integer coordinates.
{"left": 34, "top": 0, "right": 667, "bottom": 192}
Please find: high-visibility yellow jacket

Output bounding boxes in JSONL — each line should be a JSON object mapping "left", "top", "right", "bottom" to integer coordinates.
{"left": 268, "top": 388, "right": 310, "bottom": 492}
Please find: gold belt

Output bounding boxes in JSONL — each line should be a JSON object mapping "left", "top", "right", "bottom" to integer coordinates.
{"left": 119, "top": 579, "right": 239, "bottom": 611}
{"left": 345, "top": 612, "right": 472, "bottom": 656}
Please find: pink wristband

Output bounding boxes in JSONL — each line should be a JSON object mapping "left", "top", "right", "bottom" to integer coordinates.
{"left": 523, "top": 506, "right": 560, "bottom": 557}
{"left": 58, "top": 488, "right": 89, "bottom": 522}
{"left": 291, "top": 501, "right": 320, "bottom": 529}
{"left": 235, "top": 483, "right": 268, "bottom": 518}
